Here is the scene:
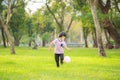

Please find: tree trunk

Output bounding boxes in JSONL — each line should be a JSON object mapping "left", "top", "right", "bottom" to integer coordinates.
{"left": 104, "top": 29, "right": 113, "bottom": 49}
{"left": 66, "top": 18, "right": 73, "bottom": 33}
{"left": 92, "top": 28, "right": 98, "bottom": 48}
{"left": 28, "top": 40, "right": 32, "bottom": 47}
{"left": 103, "top": 19, "right": 120, "bottom": 48}
{"left": 2, "top": 24, "right": 15, "bottom": 54}
{"left": 13, "top": 34, "right": 22, "bottom": 46}
{"left": 42, "top": 40, "right": 45, "bottom": 47}
{"left": 1, "top": 27, "right": 7, "bottom": 47}
{"left": 88, "top": 0, "right": 106, "bottom": 56}
{"left": 83, "top": 27, "right": 90, "bottom": 48}
{"left": 114, "top": 0, "right": 120, "bottom": 13}
{"left": 98, "top": 0, "right": 120, "bottom": 48}
{"left": 0, "top": 0, "right": 15, "bottom": 54}
{"left": 85, "top": 39, "right": 88, "bottom": 48}
{"left": 104, "top": 29, "right": 110, "bottom": 44}
{"left": 32, "top": 39, "right": 38, "bottom": 49}
{"left": 14, "top": 39, "right": 20, "bottom": 46}
{"left": 83, "top": 31, "right": 88, "bottom": 47}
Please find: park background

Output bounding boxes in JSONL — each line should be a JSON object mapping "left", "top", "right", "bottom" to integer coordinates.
{"left": 0, "top": 0, "right": 120, "bottom": 80}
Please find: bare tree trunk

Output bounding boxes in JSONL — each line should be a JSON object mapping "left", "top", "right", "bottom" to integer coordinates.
{"left": 32, "top": 39, "right": 38, "bottom": 49}
{"left": 88, "top": 0, "right": 106, "bottom": 56}
{"left": 85, "top": 38, "right": 88, "bottom": 48}
{"left": 83, "top": 31, "right": 88, "bottom": 47}
{"left": 1, "top": 27, "right": 7, "bottom": 47}
{"left": 0, "top": 22, "right": 15, "bottom": 54}
{"left": 66, "top": 18, "right": 73, "bottom": 33}
{"left": 29, "top": 40, "right": 32, "bottom": 47}
{"left": 83, "top": 27, "right": 90, "bottom": 48}
{"left": 104, "top": 29, "right": 110, "bottom": 44}
{"left": 14, "top": 39, "right": 20, "bottom": 46}
{"left": 92, "top": 28, "right": 98, "bottom": 48}
{"left": 104, "top": 29, "right": 113, "bottom": 49}
{"left": 103, "top": 19, "right": 120, "bottom": 48}
{"left": 42, "top": 40, "right": 46, "bottom": 47}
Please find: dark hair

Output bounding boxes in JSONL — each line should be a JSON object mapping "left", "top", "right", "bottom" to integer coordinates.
{"left": 59, "top": 31, "right": 66, "bottom": 37}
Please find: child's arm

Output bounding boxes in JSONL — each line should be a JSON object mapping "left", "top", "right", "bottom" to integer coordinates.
{"left": 49, "top": 42, "right": 53, "bottom": 51}
{"left": 64, "top": 45, "right": 70, "bottom": 50}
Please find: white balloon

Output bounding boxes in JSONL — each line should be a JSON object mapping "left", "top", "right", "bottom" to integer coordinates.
{"left": 64, "top": 56, "right": 71, "bottom": 63}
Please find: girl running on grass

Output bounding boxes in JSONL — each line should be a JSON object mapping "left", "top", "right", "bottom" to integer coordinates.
{"left": 49, "top": 31, "right": 70, "bottom": 67}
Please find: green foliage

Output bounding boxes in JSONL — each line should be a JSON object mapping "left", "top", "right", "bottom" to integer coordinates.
{"left": 42, "top": 32, "right": 50, "bottom": 42}
{"left": 32, "top": 7, "right": 54, "bottom": 35}
{"left": 0, "top": 0, "right": 3, "bottom": 13}
{"left": 43, "top": 22, "right": 54, "bottom": 33}
{"left": 51, "top": 1, "right": 66, "bottom": 12}
{"left": 112, "top": 14, "right": 120, "bottom": 33}
{"left": 75, "top": 5, "right": 94, "bottom": 34}
{"left": 47, "top": 0, "right": 75, "bottom": 32}
{"left": 83, "top": 27, "right": 90, "bottom": 38}
{"left": 97, "top": 10, "right": 111, "bottom": 21}
{"left": 80, "top": 12, "right": 94, "bottom": 27}
{"left": 51, "top": 1, "right": 59, "bottom": 12}
{"left": 0, "top": 47, "right": 120, "bottom": 80}
{"left": 73, "top": 0, "right": 87, "bottom": 10}
{"left": 26, "top": 17, "right": 33, "bottom": 36}
{"left": 9, "top": 0, "right": 26, "bottom": 45}
{"left": 72, "top": 1, "right": 94, "bottom": 28}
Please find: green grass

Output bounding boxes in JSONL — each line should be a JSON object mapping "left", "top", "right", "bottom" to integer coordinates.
{"left": 0, "top": 47, "right": 120, "bottom": 80}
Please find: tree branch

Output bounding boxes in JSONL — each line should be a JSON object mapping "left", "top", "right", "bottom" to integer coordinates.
{"left": 0, "top": 15, "right": 4, "bottom": 28}
{"left": 98, "top": 0, "right": 111, "bottom": 14}
{"left": 45, "top": 3, "right": 61, "bottom": 27}
{"left": 60, "top": 7, "right": 65, "bottom": 26}
{"left": 66, "top": 17, "right": 73, "bottom": 33}
{"left": 114, "top": 0, "right": 120, "bottom": 13}
{"left": 6, "top": 0, "right": 12, "bottom": 25}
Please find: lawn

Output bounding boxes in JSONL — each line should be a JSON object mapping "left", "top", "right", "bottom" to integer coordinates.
{"left": 0, "top": 47, "right": 120, "bottom": 80}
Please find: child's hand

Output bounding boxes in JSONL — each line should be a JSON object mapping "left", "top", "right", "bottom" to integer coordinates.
{"left": 64, "top": 46, "right": 71, "bottom": 51}
{"left": 49, "top": 48, "right": 52, "bottom": 52}
{"left": 66, "top": 47, "right": 71, "bottom": 51}
{"left": 67, "top": 48, "right": 71, "bottom": 51}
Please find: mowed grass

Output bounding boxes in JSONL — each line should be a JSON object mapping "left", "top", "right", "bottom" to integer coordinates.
{"left": 0, "top": 47, "right": 120, "bottom": 80}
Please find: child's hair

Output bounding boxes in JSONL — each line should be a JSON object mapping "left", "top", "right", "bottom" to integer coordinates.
{"left": 59, "top": 31, "right": 66, "bottom": 37}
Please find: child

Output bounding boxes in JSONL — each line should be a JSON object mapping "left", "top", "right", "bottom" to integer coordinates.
{"left": 49, "top": 31, "right": 70, "bottom": 67}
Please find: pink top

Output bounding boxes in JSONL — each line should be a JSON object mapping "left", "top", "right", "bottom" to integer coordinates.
{"left": 52, "top": 39, "right": 66, "bottom": 54}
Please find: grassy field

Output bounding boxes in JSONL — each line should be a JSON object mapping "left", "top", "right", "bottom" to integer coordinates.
{"left": 0, "top": 47, "right": 120, "bottom": 80}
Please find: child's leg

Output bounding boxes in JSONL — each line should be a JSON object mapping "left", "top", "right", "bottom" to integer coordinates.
{"left": 60, "top": 54, "right": 64, "bottom": 64}
{"left": 55, "top": 54, "right": 60, "bottom": 67}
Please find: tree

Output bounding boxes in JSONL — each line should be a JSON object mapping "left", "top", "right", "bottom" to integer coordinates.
{"left": 113, "top": 0, "right": 120, "bottom": 13}
{"left": 0, "top": 0, "right": 15, "bottom": 54}
{"left": 26, "top": 16, "right": 33, "bottom": 47}
{"left": 88, "top": 0, "right": 106, "bottom": 56}
{"left": 73, "top": 0, "right": 98, "bottom": 48}
{"left": 98, "top": 0, "right": 120, "bottom": 48}
{"left": 0, "top": 26, "right": 7, "bottom": 48}
{"left": 31, "top": 7, "right": 54, "bottom": 48}
{"left": 83, "top": 27, "right": 90, "bottom": 47}
{"left": 0, "top": 0, "right": 6, "bottom": 48}
{"left": 91, "top": 27, "right": 98, "bottom": 48}
{"left": 42, "top": 32, "right": 50, "bottom": 47}
{"left": 46, "top": 0, "right": 73, "bottom": 33}
{"left": 9, "top": 0, "right": 25, "bottom": 46}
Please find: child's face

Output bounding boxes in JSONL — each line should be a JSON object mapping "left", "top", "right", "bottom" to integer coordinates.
{"left": 61, "top": 36, "right": 65, "bottom": 41}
